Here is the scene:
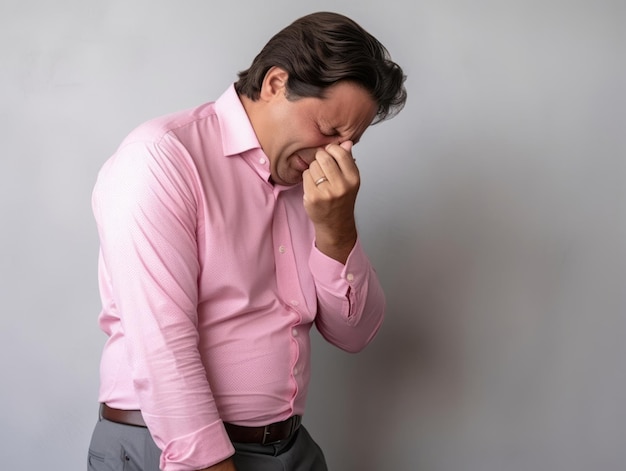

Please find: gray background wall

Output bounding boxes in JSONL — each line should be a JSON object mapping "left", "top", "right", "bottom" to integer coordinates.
{"left": 1, "top": 1, "right": 624, "bottom": 470}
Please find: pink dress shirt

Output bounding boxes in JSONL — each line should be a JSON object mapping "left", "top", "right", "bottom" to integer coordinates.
{"left": 92, "top": 85, "right": 386, "bottom": 470}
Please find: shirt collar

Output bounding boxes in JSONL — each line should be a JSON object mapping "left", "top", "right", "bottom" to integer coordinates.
{"left": 214, "top": 84, "right": 300, "bottom": 194}
{"left": 215, "top": 84, "right": 262, "bottom": 157}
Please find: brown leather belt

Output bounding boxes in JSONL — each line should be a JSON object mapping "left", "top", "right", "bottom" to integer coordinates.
{"left": 100, "top": 403, "right": 147, "bottom": 427}
{"left": 224, "top": 415, "right": 302, "bottom": 445}
{"left": 100, "top": 404, "right": 301, "bottom": 445}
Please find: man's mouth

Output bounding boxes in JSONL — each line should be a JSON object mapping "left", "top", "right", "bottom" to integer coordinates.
{"left": 292, "top": 153, "right": 311, "bottom": 173}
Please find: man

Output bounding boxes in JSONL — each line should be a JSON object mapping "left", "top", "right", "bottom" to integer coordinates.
{"left": 87, "top": 11, "right": 406, "bottom": 471}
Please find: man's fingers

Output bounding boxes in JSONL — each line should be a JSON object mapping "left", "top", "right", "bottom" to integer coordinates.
{"left": 317, "top": 142, "right": 358, "bottom": 181}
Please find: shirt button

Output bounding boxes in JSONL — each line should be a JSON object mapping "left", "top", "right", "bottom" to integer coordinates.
{"left": 259, "top": 158, "right": 267, "bottom": 165}
{"left": 293, "top": 367, "right": 300, "bottom": 375}
{"left": 290, "top": 300, "right": 299, "bottom": 306}
{"left": 346, "top": 273, "right": 355, "bottom": 282}
{"left": 279, "top": 245, "right": 286, "bottom": 254}
{"left": 292, "top": 328, "right": 298, "bottom": 337}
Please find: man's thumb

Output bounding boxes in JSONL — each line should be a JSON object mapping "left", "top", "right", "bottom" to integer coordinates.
{"left": 340, "top": 140, "right": 353, "bottom": 152}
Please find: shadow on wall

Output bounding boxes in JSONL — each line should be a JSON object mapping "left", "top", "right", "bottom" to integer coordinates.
{"left": 339, "top": 214, "right": 472, "bottom": 471}
{"left": 332, "top": 138, "right": 573, "bottom": 470}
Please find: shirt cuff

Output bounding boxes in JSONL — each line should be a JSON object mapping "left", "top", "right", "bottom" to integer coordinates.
{"left": 309, "top": 238, "right": 369, "bottom": 294}
{"left": 157, "top": 419, "right": 235, "bottom": 471}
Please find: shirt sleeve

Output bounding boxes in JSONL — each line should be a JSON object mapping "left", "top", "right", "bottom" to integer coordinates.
{"left": 308, "top": 239, "right": 386, "bottom": 353}
{"left": 93, "top": 139, "right": 235, "bottom": 470}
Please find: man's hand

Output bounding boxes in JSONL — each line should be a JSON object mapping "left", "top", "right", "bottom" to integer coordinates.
{"left": 199, "top": 457, "right": 237, "bottom": 471}
{"left": 303, "top": 141, "right": 359, "bottom": 264}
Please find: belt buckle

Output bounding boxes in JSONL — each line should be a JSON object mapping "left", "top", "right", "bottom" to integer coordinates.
{"left": 261, "top": 417, "right": 298, "bottom": 445}
{"left": 261, "top": 423, "right": 279, "bottom": 446}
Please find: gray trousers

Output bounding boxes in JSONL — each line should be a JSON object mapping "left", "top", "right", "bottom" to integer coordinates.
{"left": 88, "top": 417, "right": 328, "bottom": 471}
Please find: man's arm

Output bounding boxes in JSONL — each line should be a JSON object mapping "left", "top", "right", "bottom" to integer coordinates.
{"left": 94, "top": 140, "right": 235, "bottom": 470}
{"left": 302, "top": 141, "right": 386, "bottom": 352}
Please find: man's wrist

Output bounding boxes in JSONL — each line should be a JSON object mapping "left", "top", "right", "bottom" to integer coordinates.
{"left": 314, "top": 226, "right": 357, "bottom": 264}
{"left": 198, "top": 456, "right": 236, "bottom": 471}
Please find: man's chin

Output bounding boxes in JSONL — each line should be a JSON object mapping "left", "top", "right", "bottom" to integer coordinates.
{"left": 272, "top": 171, "right": 303, "bottom": 187}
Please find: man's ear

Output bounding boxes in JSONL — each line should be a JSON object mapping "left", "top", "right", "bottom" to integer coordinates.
{"left": 259, "top": 66, "right": 289, "bottom": 102}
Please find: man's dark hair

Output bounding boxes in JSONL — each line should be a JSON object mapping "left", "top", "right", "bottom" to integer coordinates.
{"left": 234, "top": 11, "right": 407, "bottom": 124}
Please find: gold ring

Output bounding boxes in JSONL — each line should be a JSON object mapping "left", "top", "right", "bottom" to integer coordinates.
{"left": 314, "top": 176, "right": 328, "bottom": 186}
